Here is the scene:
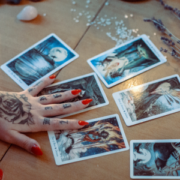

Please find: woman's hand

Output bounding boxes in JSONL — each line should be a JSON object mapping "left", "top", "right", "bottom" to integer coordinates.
{"left": 0, "top": 75, "right": 91, "bottom": 155}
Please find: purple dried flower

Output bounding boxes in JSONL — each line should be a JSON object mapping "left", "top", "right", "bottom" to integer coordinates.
{"left": 160, "top": 47, "right": 163, "bottom": 52}
{"left": 164, "top": 49, "right": 168, "bottom": 53}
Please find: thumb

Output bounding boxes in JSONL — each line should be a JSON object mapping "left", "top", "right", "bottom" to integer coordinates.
{"left": 9, "top": 130, "right": 43, "bottom": 156}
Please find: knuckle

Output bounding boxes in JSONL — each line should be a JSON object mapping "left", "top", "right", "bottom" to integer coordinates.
{"left": 51, "top": 119, "right": 59, "bottom": 128}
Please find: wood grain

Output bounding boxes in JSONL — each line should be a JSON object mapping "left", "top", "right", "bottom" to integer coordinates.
{"left": 1, "top": 0, "right": 180, "bottom": 180}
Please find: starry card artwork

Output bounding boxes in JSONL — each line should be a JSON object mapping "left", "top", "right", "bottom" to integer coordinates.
{"left": 130, "top": 140, "right": 180, "bottom": 179}
{"left": 113, "top": 74, "right": 180, "bottom": 126}
{"left": 48, "top": 114, "right": 129, "bottom": 165}
{"left": 87, "top": 34, "right": 166, "bottom": 88}
{"left": 1, "top": 33, "right": 79, "bottom": 90}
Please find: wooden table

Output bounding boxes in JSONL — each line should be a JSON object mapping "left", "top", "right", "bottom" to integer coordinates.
{"left": 0, "top": 0, "right": 180, "bottom": 179}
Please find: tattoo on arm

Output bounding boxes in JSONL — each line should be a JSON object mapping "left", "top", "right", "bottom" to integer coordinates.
{"left": 63, "top": 104, "right": 71, "bottom": 109}
{"left": 59, "top": 120, "right": 68, "bottom": 124}
{"left": 39, "top": 96, "right": 47, "bottom": 101}
{"left": 43, "top": 118, "right": 50, "bottom": 125}
{"left": 53, "top": 94, "right": 62, "bottom": 98}
{"left": 0, "top": 93, "right": 34, "bottom": 125}
{"left": 45, "top": 106, "right": 53, "bottom": 110}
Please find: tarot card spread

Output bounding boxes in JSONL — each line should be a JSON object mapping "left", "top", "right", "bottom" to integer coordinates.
{"left": 1, "top": 33, "right": 79, "bottom": 90}
{"left": 130, "top": 140, "right": 180, "bottom": 179}
{"left": 87, "top": 34, "right": 166, "bottom": 88}
{"left": 48, "top": 114, "right": 129, "bottom": 165}
{"left": 113, "top": 75, "right": 180, "bottom": 126}
{"left": 40, "top": 73, "right": 109, "bottom": 118}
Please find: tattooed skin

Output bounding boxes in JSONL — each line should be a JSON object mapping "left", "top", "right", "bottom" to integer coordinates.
{"left": 39, "top": 96, "right": 47, "bottom": 101}
{"left": 0, "top": 93, "right": 34, "bottom": 125}
{"left": 53, "top": 94, "right": 62, "bottom": 98}
{"left": 34, "top": 81, "right": 43, "bottom": 87}
{"left": 59, "top": 120, "right": 68, "bottom": 124}
{"left": 45, "top": 106, "right": 53, "bottom": 110}
{"left": 43, "top": 118, "right": 50, "bottom": 125}
{"left": 28, "top": 88, "right": 34, "bottom": 93}
{"left": 63, "top": 104, "right": 71, "bottom": 109}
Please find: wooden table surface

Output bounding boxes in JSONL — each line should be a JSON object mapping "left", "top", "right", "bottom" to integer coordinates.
{"left": 0, "top": 0, "right": 180, "bottom": 179}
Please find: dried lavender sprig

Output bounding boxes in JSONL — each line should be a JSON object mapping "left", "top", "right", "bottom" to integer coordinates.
{"left": 144, "top": 18, "right": 180, "bottom": 43}
{"left": 158, "top": 0, "right": 180, "bottom": 21}
{"left": 160, "top": 47, "right": 180, "bottom": 59}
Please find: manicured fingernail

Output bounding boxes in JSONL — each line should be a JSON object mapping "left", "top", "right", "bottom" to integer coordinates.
{"left": 31, "top": 145, "right": 43, "bottom": 156}
{"left": 0, "top": 169, "right": 3, "bottom": 180}
{"left": 71, "top": 89, "right": 82, "bottom": 95}
{"left": 49, "top": 74, "right": 56, "bottom": 79}
{"left": 78, "top": 121, "right": 89, "bottom": 126}
{"left": 82, "top": 99, "right": 93, "bottom": 105}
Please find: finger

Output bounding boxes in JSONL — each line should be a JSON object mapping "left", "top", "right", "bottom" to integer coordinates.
{"left": 0, "top": 169, "right": 3, "bottom": 180}
{"left": 41, "top": 99, "right": 93, "bottom": 117}
{"left": 26, "top": 75, "right": 56, "bottom": 96}
{"left": 36, "top": 118, "right": 89, "bottom": 131}
{"left": 7, "top": 130, "right": 43, "bottom": 156}
{"left": 37, "top": 89, "right": 82, "bottom": 105}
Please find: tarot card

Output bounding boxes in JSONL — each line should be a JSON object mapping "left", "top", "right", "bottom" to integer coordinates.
{"left": 87, "top": 34, "right": 166, "bottom": 88}
{"left": 40, "top": 73, "right": 109, "bottom": 118}
{"left": 48, "top": 114, "right": 129, "bottom": 165}
{"left": 113, "top": 74, "right": 180, "bottom": 126}
{"left": 1, "top": 33, "right": 79, "bottom": 90}
{"left": 130, "top": 140, "right": 180, "bottom": 179}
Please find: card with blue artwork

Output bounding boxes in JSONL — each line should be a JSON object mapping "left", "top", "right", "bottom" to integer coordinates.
{"left": 48, "top": 114, "right": 129, "bottom": 165}
{"left": 1, "top": 33, "right": 79, "bottom": 90}
{"left": 113, "top": 75, "right": 180, "bottom": 126}
{"left": 130, "top": 140, "right": 180, "bottom": 179}
{"left": 39, "top": 73, "right": 109, "bottom": 118}
{"left": 87, "top": 34, "right": 166, "bottom": 88}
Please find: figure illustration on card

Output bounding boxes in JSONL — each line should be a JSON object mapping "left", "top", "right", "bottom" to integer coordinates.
{"left": 91, "top": 38, "right": 160, "bottom": 84}
{"left": 133, "top": 142, "right": 180, "bottom": 176}
{"left": 120, "top": 76, "right": 180, "bottom": 121}
{"left": 54, "top": 118, "right": 126, "bottom": 162}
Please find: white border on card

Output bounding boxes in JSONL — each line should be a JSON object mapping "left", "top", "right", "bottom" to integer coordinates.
{"left": 44, "top": 72, "right": 109, "bottom": 118}
{"left": 48, "top": 114, "right": 129, "bottom": 165}
{"left": 130, "top": 140, "right": 180, "bottom": 179}
{"left": 1, "top": 33, "right": 79, "bottom": 90}
{"left": 113, "top": 74, "right": 180, "bottom": 126}
{"left": 87, "top": 34, "right": 167, "bottom": 88}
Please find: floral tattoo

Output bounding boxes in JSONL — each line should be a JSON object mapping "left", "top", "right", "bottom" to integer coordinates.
{"left": 0, "top": 93, "right": 34, "bottom": 125}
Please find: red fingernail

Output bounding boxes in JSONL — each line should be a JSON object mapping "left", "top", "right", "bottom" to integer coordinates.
{"left": 49, "top": 74, "right": 56, "bottom": 79}
{"left": 71, "top": 89, "right": 82, "bottom": 95}
{"left": 78, "top": 121, "right": 89, "bottom": 126}
{"left": 0, "top": 169, "right": 3, "bottom": 180}
{"left": 82, "top": 99, "right": 93, "bottom": 105}
{"left": 31, "top": 145, "right": 43, "bottom": 156}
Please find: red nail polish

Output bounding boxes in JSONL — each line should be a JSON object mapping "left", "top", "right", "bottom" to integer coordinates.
{"left": 0, "top": 169, "right": 3, "bottom": 180}
{"left": 49, "top": 74, "right": 56, "bottom": 79}
{"left": 82, "top": 99, "right": 93, "bottom": 105}
{"left": 71, "top": 89, "right": 82, "bottom": 95}
{"left": 31, "top": 145, "right": 43, "bottom": 156}
{"left": 78, "top": 121, "right": 89, "bottom": 126}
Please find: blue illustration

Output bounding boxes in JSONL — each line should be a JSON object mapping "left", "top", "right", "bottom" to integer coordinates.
{"left": 90, "top": 38, "right": 160, "bottom": 85}
{"left": 7, "top": 36, "right": 76, "bottom": 86}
